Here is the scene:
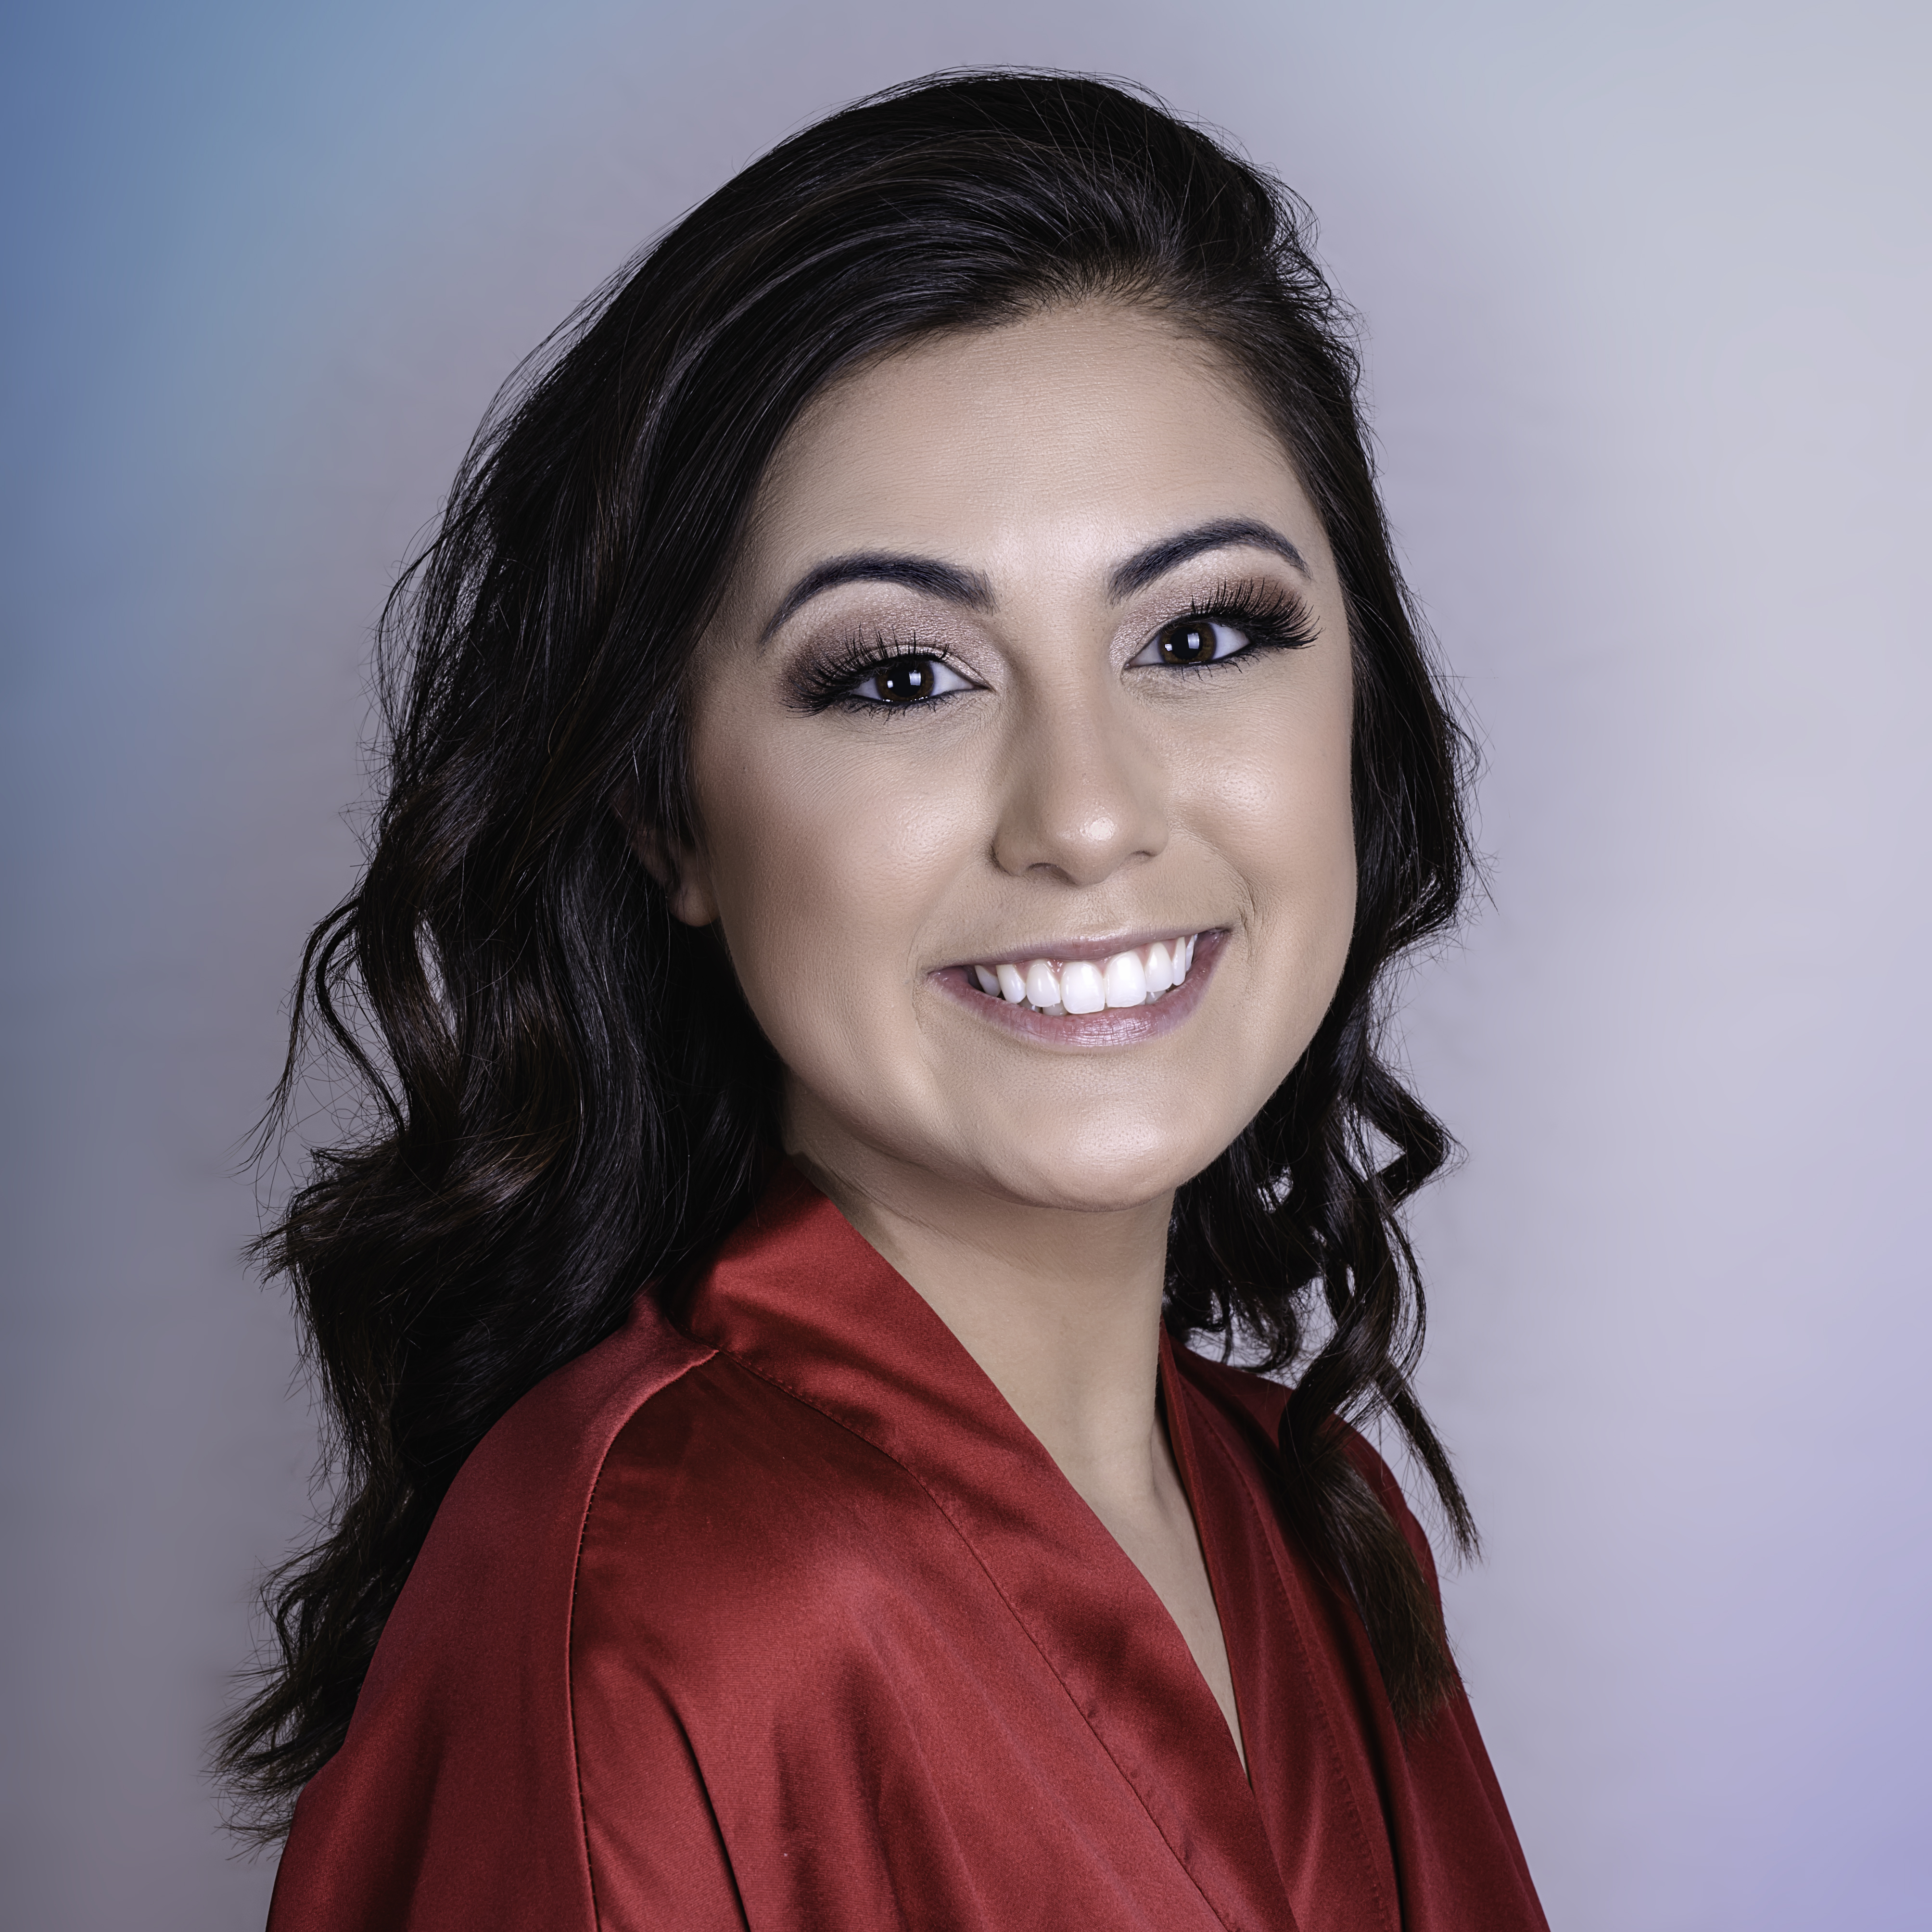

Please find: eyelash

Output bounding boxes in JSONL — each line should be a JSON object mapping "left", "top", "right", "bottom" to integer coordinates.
{"left": 791, "top": 631, "right": 950, "bottom": 714}
{"left": 1151, "top": 580, "right": 1322, "bottom": 666}
{"left": 790, "top": 579, "right": 1320, "bottom": 715}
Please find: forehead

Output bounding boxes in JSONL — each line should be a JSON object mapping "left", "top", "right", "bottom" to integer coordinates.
{"left": 737, "top": 304, "right": 1324, "bottom": 598}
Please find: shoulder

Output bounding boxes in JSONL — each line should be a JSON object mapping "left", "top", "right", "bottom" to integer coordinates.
{"left": 571, "top": 1341, "right": 951, "bottom": 1689}
{"left": 269, "top": 1295, "right": 717, "bottom": 1932}
{"left": 355, "top": 1292, "right": 717, "bottom": 1709}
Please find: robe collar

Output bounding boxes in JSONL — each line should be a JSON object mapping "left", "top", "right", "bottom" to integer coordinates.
{"left": 679, "top": 1161, "right": 1296, "bottom": 1928}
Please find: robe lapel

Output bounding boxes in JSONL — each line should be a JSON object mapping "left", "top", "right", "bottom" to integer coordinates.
{"left": 686, "top": 1167, "right": 1297, "bottom": 1932}
{"left": 1163, "top": 1339, "right": 1403, "bottom": 1932}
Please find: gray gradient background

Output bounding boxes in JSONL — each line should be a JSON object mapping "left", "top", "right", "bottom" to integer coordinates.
{"left": 4, "top": 3, "right": 1927, "bottom": 1926}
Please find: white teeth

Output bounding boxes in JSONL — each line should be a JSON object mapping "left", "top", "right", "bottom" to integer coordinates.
{"left": 1103, "top": 950, "right": 1147, "bottom": 1008}
{"left": 1060, "top": 960, "right": 1106, "bottom": 1014}
{"left": 1024, "top": 959, "right": 1062, "bottom": 1009}
{"left": 973, "top": 935, "right": 1203, "bottom": 1014}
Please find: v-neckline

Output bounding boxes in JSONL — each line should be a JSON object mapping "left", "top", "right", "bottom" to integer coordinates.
{"left": 681, "top": 1162, "right": 1296, "bottom": 1927}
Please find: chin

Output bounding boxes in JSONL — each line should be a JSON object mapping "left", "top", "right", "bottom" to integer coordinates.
{"left": 972, "top": 1131, "right": 1223, "bottom": 1216}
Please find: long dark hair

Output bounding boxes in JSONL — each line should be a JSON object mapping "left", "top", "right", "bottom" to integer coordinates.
{"left": 220, "top": 70, "right": 1477, "bottom": 1834}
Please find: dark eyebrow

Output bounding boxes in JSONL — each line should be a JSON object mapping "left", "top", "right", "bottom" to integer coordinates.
{"left": 1107, "top": 518, "right": 1311, "bottom": 600}
{"left": 760, "top": 552, "right": 994, "bottom": 644}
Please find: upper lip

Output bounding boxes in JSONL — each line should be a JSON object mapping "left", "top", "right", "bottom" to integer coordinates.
{"left": 943, "top": 926, "right": 1213, "bottom": 967}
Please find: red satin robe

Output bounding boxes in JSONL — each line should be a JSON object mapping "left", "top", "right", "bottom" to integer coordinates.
{"left": 268, "top": 1166, "right": 1547, "bottom": 1931}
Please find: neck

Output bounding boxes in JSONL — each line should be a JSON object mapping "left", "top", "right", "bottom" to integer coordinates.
{"left": 784, "top": 1136, "right": 1175, "bottom": 1507}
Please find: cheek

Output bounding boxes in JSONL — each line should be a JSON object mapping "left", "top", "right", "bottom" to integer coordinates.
{"left": 688, "top": 723, "right": 970, "bottom": 1069}
{"left": 1202, "top": 676, "right": 1358, "bottom": 1018}
{"left": 693, "top": 739, "right": 848, "bottom": 1003}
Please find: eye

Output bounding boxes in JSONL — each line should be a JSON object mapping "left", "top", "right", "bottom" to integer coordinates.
{"left": 1130, "top": 617, "right": 1251, "bottom": 668}
{"left": 848, "top": 653, "right": 974, "bottom": 706}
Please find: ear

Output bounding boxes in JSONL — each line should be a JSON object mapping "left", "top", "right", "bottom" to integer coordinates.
{"left": 611, "top": 793, "right": 720, "bottom": 928}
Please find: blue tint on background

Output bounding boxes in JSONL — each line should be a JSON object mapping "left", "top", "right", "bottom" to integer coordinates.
{"left": 4, "top": 5, "right": 1928, "bottom": 1926}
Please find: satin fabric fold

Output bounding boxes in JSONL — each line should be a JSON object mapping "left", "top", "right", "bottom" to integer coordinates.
{"left": 269, "top": 1165, "right": 1546, "bottom": 1931}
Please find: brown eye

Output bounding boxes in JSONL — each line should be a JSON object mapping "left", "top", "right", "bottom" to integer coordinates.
{"left": 875, "top": 657, "right": 937, "bottom": 702}
{"left": 851, "top": 653, "right": 972, "bottom": 706}
{"left": 1133, "top": 617, "right": 1247, "bottom": 668}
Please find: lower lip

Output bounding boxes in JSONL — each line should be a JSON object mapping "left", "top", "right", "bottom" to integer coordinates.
{"left": 932, "top": 931, "right": 1226, "bottom": 1048}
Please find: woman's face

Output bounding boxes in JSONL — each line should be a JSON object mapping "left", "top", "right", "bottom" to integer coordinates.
{"left": 661, "top": 303, "right": 1357, "bottom": 1216}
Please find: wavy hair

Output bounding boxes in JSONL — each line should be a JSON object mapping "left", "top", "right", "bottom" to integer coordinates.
{"left": 220, "top": 70, "right": 1478, "bottom": 1835}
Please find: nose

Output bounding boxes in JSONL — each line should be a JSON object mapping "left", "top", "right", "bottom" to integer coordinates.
{"left": 990, "top": 678, "right": 1169, "bottom": 886}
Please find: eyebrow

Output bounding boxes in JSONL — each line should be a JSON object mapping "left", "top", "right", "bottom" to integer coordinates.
{"left": 759, "top": 516, "right": 1310, "bottom": 644}
{"left": 1106, "top": 518, "right": 1311, "bottom": 599}
{"left": 759, "top": 553, "right": 994, "bottom": 644}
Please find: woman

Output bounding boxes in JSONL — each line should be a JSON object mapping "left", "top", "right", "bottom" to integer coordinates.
{"left": 228, "top": 71, "right": 1548, "bottom": 1931}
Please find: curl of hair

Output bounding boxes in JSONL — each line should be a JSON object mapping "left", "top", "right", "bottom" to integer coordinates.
{"left": 219, "top": 70, "right": 1479, "bottom": 1836}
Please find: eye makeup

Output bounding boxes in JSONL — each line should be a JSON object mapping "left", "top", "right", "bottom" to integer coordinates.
{"left": 784, "top": 573, "right": 1321, "bottom": 717}
{"left": 788, "top": 630, "right": 975, "bottom": 714}
{"left": 1135, "top": 579, "right": 1321, "bottom": 668}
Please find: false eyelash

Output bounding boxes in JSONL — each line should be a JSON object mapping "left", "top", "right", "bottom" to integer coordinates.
{"left": 1171, "top": 578, "right": 1322, "bottom": 656}
{"left": 789, "top": 631, "right": 968, "bottom": 715}
{"left": 789, "top": 578, "right": 1321, "bottom": 715}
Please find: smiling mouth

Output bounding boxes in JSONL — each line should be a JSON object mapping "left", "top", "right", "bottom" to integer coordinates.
{"left": 960, "top": 935, "right": 1202, "bottom": 1016}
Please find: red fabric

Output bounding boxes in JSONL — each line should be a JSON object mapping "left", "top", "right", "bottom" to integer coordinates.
{"left": 269, "top": 1166, "right": 1547, "bottom": 1931}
